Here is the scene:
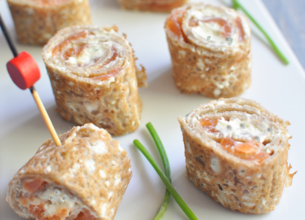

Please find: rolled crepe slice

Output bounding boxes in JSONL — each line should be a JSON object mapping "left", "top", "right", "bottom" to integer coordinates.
{"left": 165, "top": 3, "right": 251, "bottom": 98}
{"left": 6, "top": 123, "right": 132, "bottom": 220}
{"left": 7, "top": 0, "right": 92, "bottom": 45}
{"left": 178, "top": 98, "right": 296, "bottom": 214}
{"left": 118, "top": 0, "right": 189, "bottom": 12}
{"left": 42, "top": 25, "right": 147, "bottom": 136}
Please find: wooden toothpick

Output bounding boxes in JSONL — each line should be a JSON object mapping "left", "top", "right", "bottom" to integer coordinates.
{"left": 30, "top": 87, "right": 61, "bottom": 146}
{"left": 1, "top": 14, "right": 61, "bottom": 146}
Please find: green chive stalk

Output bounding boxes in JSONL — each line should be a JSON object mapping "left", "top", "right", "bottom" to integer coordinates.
{"left": 133, "top": 139, "right": 198, "bottom": 220}
{"left": 146, "top": 123, "right": 171, "bottom": 220}
{"left": 232, "top": 0, "right": 289, "bottom": 65}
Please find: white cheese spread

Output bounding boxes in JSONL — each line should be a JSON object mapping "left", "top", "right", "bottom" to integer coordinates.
{"left": 39, "top": 187, "right": 77, "bottom": 217}
{"left": 215, "top": 117, "right": 271, "bottom": 143}
{"left": 66, "top": 43, "right": 106, "bottom": 66}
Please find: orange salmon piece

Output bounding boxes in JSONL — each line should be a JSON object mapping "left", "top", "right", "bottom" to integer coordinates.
{"left": 19, "top": 196, "right": 29, "bottom": 207}
{"left": 100, "top": 47, "right": 118, "bottom": 66}
{"left": 76, "top": 209, "right": 96, "bottom": 220}
{"left": 220, "top": 137, "right": 235, "bottom": 149}
{"left": 23, "top": 179, "right": 46, "bottom": 194}
{"left": 91, "top": 67, "right": 122, "bottom": 81}
{"left": 29, "top": 203, "right": 68, "bottom": 220}
{"left": 200, "top": 118, "right": 218, "bottom": 132}
{"left": 52, "top": 31, "right": 90, "bottom": 55}
{"left": 203, "top": 17, "right": 231, "bottom": 38}
{"left": 235, "top": 16, "right": 245, "bottom": 41}
{"left": 28, "top": 204, "right": 45, "bottom": 219}
{"left": 55, "top": 209, "right": 69, "bottom": 219}
{"left": 63, "top": 44, "right": 88, "bottom": 60}
{"left": 220, "top": 138, "right": 269, "bottom": 163}
{"left": 166, "top": 9, "right": 187, "bottom": 41}
{"left": 234, "top": 141, "right": 258, "bottom": 157}
{"left": 19, "top": 194, "right": 35, "bottom": 207}
{"left": 200, "top": 118, "right": 217, "bottom": 127}
{"left": 254, "top": 151, "right": 270, "bottom": 164}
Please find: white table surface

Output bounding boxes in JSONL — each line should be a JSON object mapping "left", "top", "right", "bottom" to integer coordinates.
{"left": 0, "top": 0, "right": 305, "bottom": 219}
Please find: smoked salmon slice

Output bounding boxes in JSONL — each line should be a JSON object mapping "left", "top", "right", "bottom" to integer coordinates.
{"left": 178, "top": 97, "right": 295, "bottom": 214}
{"left": 6, "top": 124, "right": 132, "bottom": 220}
{"left": 42, "top": 25, "right": 147, "bottom": 136}
{"left": 23, "top": 179, "right": 46, "bottom": 194}
{"left": 165, "top": 3, "right": 251, "bottom": 98}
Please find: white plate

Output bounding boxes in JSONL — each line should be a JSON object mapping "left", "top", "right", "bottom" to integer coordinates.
{"left": 0, "top": 0, "right": 304, "bottom": 219}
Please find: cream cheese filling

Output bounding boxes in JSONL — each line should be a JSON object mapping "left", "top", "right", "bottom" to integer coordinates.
{"left": 19, "top": 184, "right": 95, "bottom": 219}
{"left": 38, "top": 187, "right": 77, "bottom": 217}
{"left": 190, "top": 9, "right": 229, "bottom": 44}
{"left": 66, "top": 43, "right": 107, "bottom": 66}
{"left": 183, "top": 5, "right": 250, "bottom": 48}
{"left": 45, "top": 28, "right": 128, "bottom": 78}
{"left": 215, "top": 117, "right": 272, "bottom": 143}
{"left": 187, "top": 8, "right": 237, "bottom": 45}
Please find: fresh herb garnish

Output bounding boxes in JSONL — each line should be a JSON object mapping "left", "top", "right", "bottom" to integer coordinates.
{"left": 226, "top": 36, "right": 233, "bottom": 45}
{"left": 146, "top": 123, "right": 171, "bottom": 220}
{"left": 133, "top": 122, "right": 198, "bottom": 220}
{"left": 232, "top": 0, "right": 289, "bottom": 65}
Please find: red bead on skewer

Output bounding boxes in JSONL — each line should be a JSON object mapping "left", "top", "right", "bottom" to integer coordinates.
{"left": 6, "top": 51, "right": 41, "bottom": 90}
{"left": 1, "top": 14, "right": 61, "bottom": 146}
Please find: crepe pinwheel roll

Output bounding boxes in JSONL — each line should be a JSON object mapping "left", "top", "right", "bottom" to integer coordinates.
{"left": 7, "top": 0, "right": 91, "bottom": 46}
{"left": 178, "top": 98, "right": 296, "bottom": 214}
{"left": 42, "top": 25, "right": 147, "bottom": 136}
{"left": 165, "top": 3, "right": 251, "bottom": 98}
{"left": 6, "top": 123, "right": 132, "bottom": 220}
{"left": 118, "top": 0, "right": 189, "bottom": 12}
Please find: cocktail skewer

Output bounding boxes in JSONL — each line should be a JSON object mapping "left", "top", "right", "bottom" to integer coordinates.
{"left": 0, "top": 14, "right": 61, "bottom": 146}
{"left": 29, "top": 87, "right": 62, "bottom": 146}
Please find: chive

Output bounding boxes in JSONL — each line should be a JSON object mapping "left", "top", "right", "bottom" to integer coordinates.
{"left": 133, "top": 140, "right": 198, "bottom": 220}
{"left": 226, "top": 36, "right": 233, "bottom": 45}
{"left": 146, "top": 123, "right": 171, "bottom": 220}
{"left": 232, "top": 0, "right": 289, "bottom": 65}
